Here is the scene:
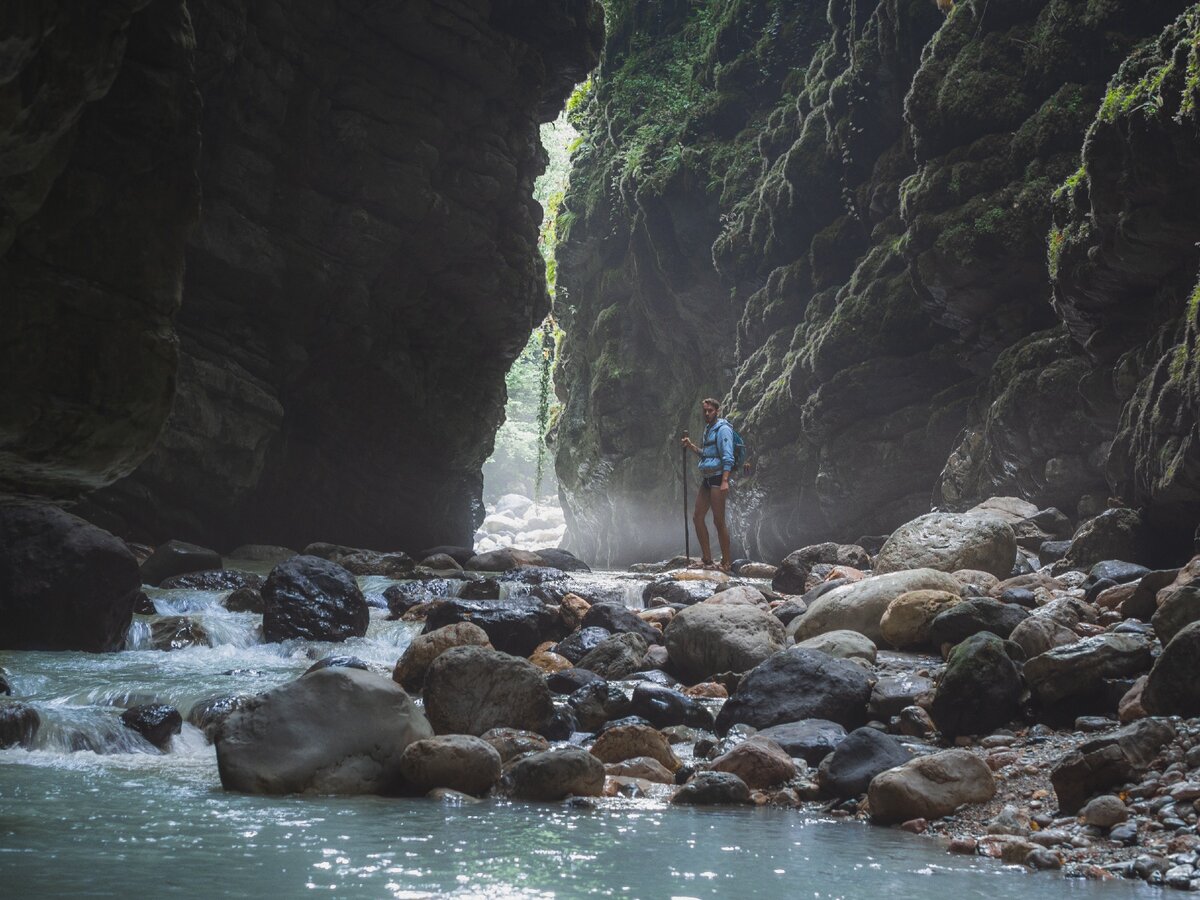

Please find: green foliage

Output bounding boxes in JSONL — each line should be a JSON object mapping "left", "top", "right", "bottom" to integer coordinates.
{"left": 1047, "top": 226, "right": 1066, "bottom": 280}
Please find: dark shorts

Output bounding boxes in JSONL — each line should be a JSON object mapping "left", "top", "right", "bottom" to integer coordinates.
{"left": 702, "top": 474, "right": 725, "bottom": 488}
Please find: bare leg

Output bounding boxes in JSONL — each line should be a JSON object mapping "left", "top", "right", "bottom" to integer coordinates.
{"left": 709, "top": 486, "right": 731, "bottom": 569}
{"left": 692, "top": 484, "right": 712, "bottom": 562}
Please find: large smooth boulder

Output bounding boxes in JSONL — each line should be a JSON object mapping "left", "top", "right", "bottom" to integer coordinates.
{"left": 1061, "top": 509, "right": 1151, "bottom": 570}
{"left": 789, "top": 569, "right": 961, "bottom": 645}
{"left": 869, "top": 674, "right": 935, "bottom": 720}
{"left": 159, "top": 569, "right": 264, "bottom": 591}
{"left": 216, "top": 668, "right": 432, "bottom": 794}
{"left": 589, "top": 724, "right": 681, "bottom": 771}
{"left": 714, "top": 648, "right": 873, "bottom": 735}
{"left": 785, "top": 543, "right": 872, "bottom": 570}
{"left": 664, "top": 604, "right": 786, "bottom": 683}
{"left": 794, "top": 629, "right": 877, "bottom": 664}
{"left": 139, "top": 540, "right": 223, "bottom": 586}
{"left": 1023, "top": 634, "right": 1153, "bottom": 706}
{"left": 261, "top": 555, "right": 368, "bottom": 643}
{"left": 503, "top": 747, "right": 605, "bottom": 801}
{"left": 392, "top": 622, "right": 492, "bottom": 691}
{"left": 929, "top": 633, "right": 1023, "bottom": 739}
{"left": 1151, "top": 584, "right": 1200, "bottom": 646}
{"left": 1008, "top": 616, "right": 1078, "bottom": 659}
{"left": 711, "top": 736, "right": 798, "bottom": 788}
{"left": 464, "top": 548, "right": 545, "bottom": 572}
{"left": 880, "top": 590, "right": 962, "bottom": 649}
{"left": 576, "top": 632, "right": 647, "bottom": 680}
{"left": 868, "top": 749, "right": 996, "bottom": 823}
{"left": 1144, "top": 621, "right": 1200, "bottom": 716}
{"left": 554, "top": 627, "right": 611, "bottom": 663}
{"left": 757, "top": 719, "right": 847, "bottom": 765}
{"left": 422, "top": 646, "right": 552, "bottom": 736}
{"left": 927, "top": 598, "right": 1028, "bottom": 648}
{"left": 628, "top": 682, "right": 714, "bottom": 730}
{"left": 0, "top": 501, "right": 139, "bottom": 652}
{"left": 533, "top": 548, "right": 591, "bottom": 573}
{"left": 671, "top": 771, "right": 752, "bottom": 805}
{"left": 120, "top": 704, "right": 182, "bottom": 750}
{"left": 818, "top": 727, "right": 912, "bottom": 798}
{"left": 422, "top": 597, "right": 565, "bottom": 657}
{"left": 582, "top": 602, "right": 660, "bottom": 645}
{"left": 398, "top": 735, "right": 502, "bottom": 796}
{"left": 874, "top": 513, "right": 1016, "bottom": 579}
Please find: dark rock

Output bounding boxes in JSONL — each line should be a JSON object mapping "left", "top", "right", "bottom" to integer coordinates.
{"left": 0, "top": 669, "right": 9, "bottom": 696}
{"left": 224, "top": 587, "right": 264, "bottom": 613}
{"left": 642, "top": 578, "right": 714, "bottom": 606}
{"left": 1025, "top": 508, "right": 1073, "bottom": 539}
{"left": 0, "top": 701, "right": 39, "bottom": 749}
{"left": 1144, "top": 621, "right": 1200, "bottom": 716}
{"left": 120, "top": 704, "right": 182, "bottom": 750}
{"left": 817, "top": 727, "right": 912, "bottom": 799}
{"left": 1062, "top": 510, "right": 1153, "bottom": 570}
{"left": 624, "top": 668, "right": 677, "bottom": 687}
{"left": 771, "top": 598, "right": 808, "bottom": 626}
{"left": 140, "top": 541, "right": 223, "bottom": 587}
{"left": 771, "top": 561, "right": 810, "bottom": 594}
{"left": 503, "top": 747, "right": 605, "bottom": 801}
{"left": 480, "top": 727, "right": 550, "bottom": 762}
{"left": 546, "top": 668, "right": 606, "bottom": 695}
{"left": 423, "top": 646, "right": 553, "bottom": 736}
{"left": 928, "top": 598, "right": 1028, "bottom": 647}
{"left": 419, "top": 547, "right": 477, "bottom": 568}
{"left": 998, "top": 588, "right": 1037, "bottom": 609}
{"left": 186, "top": 695, "right": 252, "bottom": 743}
{"left": 1122, "top": 568, "right": 1180, "bottom": 621}
{"left": 869, "top": 674, "right": 935, "bottom": 721}
{"left": 929, "top": 633, "right": 1023, "bottom": 740}
{"left": 303, "top": 543, "right": 413, "bottom": 578}
{"left": 423, "top": 597, "right": 565, "bottom": 657}
{"left": 576, "top": 633, "right": 648, "bottom": 680}
{"left": 567, "top": 681, "right": 631, "bottom": 732}
{"left": 1151, "top": 584, "right": 1200, "bottom": 646}
{"left": 1085, "top": 561, "right": 1151, "bottom": 589}
{"left": 1024, "top": 634, "right": 1154, "bottom": 705}
{"left": 1051, "top": 719, "right": 1175, "bottom": 814}
{"left": 800, "top": 579, "right": 850, "bottom": 605}
{"left": 458, "top": 578, "right": 502, "bottom": 600}
{"left": 628, "top": 682, "right": 715, "bottom": 731}
{"left": 581, "top": 602, "right": 660, "bottom": 645}
{"left": 134, "top": 592, "right": 157, "bottom": 615}
{"left": 554, "top": 627, "right": 612, "bottom": 664}
{"left": 0, "top": 502, "right": 139, "bottom": 652}
{"left": 714, "top": 648, "right": 873, "bottom": 735}
{"left": 671, "top": 771, "right": 752, "bottom": 806}
{"left": 498, "top": 566, "right": 569, "bottom": 589}
{"left": 304, "top": 655, "right": 371, "bottom": 676}
{"left": 532, "top": 548, "right": 591, "bottom": 573}
{"left": 262, "top": 556, "right": 368, "bottom": 643}
{"left": 1084, "top": 578, "right": 1119, "bottom": 604}
{"left": 1038, "top": 541, "right": 1072, "bottom": 566}
{"left": 465, "top": 549, "right": 545, "bottom": 572}
{"left": 384, "top": 580, "right": 458, "bottom": 618}
{"left": 226, "top": 545, "right": 297, "bottom": 564}
{"left": 757, "top": 719, "right": 847, "bottom": 765}
{"left": 159, "top": 570, "right": 265, "bottom": 591}
{"left": 150, "top": 617, "right": 210, "bottom": 651}
{"left": 596, "top": 715, "right": 655, "bottom": 734}
{"left": 539, "top": 706, "right": 577, "bottom": 741}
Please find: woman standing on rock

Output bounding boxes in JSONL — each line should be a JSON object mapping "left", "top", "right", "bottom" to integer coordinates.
{"left": 680, "top": 398, "right": 735, "bottom": 573}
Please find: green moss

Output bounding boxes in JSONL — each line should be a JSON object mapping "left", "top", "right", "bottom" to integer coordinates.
{"left": 1099, "top": 64, "right": 1170, "bottom": 122}
{"left": 1047, "top": 227, "right": 1066, "bottom": 280}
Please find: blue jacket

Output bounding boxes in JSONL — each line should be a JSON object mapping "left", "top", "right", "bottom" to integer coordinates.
{"left": 699, "top": 418, "right": 735, "bottom": 475}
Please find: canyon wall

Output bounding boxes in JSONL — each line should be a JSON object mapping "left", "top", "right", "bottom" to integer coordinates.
{"left": 555, "top": 0, "right": 1199, "bottom": 566}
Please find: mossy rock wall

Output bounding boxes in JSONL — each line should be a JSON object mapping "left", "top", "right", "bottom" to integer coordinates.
{"left": 556, "top": 0, "right": 1195, "bottom": 564}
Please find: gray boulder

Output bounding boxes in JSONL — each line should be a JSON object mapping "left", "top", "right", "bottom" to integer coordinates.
{"left": 794, "top": 629, "right": 877, "bottom": 664}
{"left": 1144, "top": 621, "right": 1200, "bottom": 716}
{"left": 818, "top": 727, "right": 912, "bottom": 798}
{"left": 868, "top": 749, "right": 995, "bottom": 823}
{"left": 503, "top": 747, "right": 605, "bottom": 801}
{"left": 789, "top": 569, "right": 961, "bottom": 644}
{"left": 1009, "top": 616, "right": 1078, "bottom": 659}
{"left": 398, "top": 735, "right": 502, "bottom": 796}
{"left": 576, "top": 633, "right": 648, "bottom": 680}
{"left": 929, "top": 632, "right": 1023, "bottom": 739}
{"left": 262, "top": 555, "right": 368, "bottom": 643}
{"left": 868, "top": 674, "right": 935, "bottom": 720}
{"left": 671, "top": 771, "right": 752, "bottom": 805}
{"left": 1151, "top": 584, "right": 1200, "bottom": 646}
{"left": 927, "top": 598, "right": 1028, "bottom": 647}
{"left": 665, "top": 603, "right": 786, "bottom": 683}
{"left": 1023, "top": 634, "right": 1153, "bottom": 706}
{"left": 757, "top": 719, "right": 847, "bottom": 765}
{"left": 139, "top": 540, "right": 222, "bottom": 587}
{"left": 874, "top": 512, "right": 1016, "bottom": 579}
{"left": 216, "top": 668, "right": 432, "bottom": 794}
{"left": 423, "top": 646, "right": 552, "bottom": 736}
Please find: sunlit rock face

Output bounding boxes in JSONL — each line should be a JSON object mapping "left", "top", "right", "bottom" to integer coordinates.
{"left": 80, "top": 0, "right": 602, "bottom": 551}
{"left": 555, "top": 0, "right": 1195, "bottom": 565}
{"left": 0, "top": 1, "right": 202, "bottom": 498}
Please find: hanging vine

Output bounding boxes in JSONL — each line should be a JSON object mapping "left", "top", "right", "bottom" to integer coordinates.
{"left": 534, "top": 315, "right": 556, "bottom": 505}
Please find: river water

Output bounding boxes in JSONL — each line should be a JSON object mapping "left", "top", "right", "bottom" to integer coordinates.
{"left": 0, "top": 571, "right": 1156, "bottom": 898}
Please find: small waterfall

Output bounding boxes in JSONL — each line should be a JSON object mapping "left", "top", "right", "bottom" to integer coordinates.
{"left": 32, "top": 706, "right": 159, "bottom": 755}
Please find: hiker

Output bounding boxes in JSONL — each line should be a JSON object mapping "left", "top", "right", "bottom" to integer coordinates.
{"left": 680, "top": 397, "right": 734, "bottom": 572}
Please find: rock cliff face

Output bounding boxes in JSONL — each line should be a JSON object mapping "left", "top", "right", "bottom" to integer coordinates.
{"left": 555, "top": 0, "right": 1199, "bottom": 565}
{"left": 2, "top": 0, "right": 602, "bottom": 552}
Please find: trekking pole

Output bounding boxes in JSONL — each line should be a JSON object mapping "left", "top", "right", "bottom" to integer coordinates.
{"left": 682, "top": 429, "right": 691, "bottom": 562}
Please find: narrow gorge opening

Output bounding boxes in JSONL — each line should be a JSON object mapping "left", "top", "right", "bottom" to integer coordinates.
{"left": 476, "top": 94, "right": 586, "bottom": 554}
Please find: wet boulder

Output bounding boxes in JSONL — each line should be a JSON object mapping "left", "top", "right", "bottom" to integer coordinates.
{"left": 554, "top": 626, "right": 611, "bottom": 664}
{"left": 303, "top": 543, "right": 413, "bottom": 578}
{"left": 868, "top": 749, "right": 995, "bottom": 824}
{"left": 628, "top": 682, "right": 715, "bottom": 730}
{"left": 261, "top": 555, "right": 368, "bottom": 643}
{"left": 785, "top": 543, "right": 872, "bottom": 570}
{"left": 418, "top": 546, "right": 476, "bottom": 568}
{"left": 643, "top": 578, "right": 715, "bottom": 606}
{"left": 150, "top": 616, "right": 210, "bottom": 650}
{"left": 139, "top": 540, "right": 223, "bottom": 586}
{"left": 502, "top": 746, "right": 605, "bottom": 800}
{"left": 480, "top": 727, "right": 549, "bottom": 762}
{"left": 227, "top": 545, "right": 297, "bottom": 564}
{"left": 1144, "top": 621, "right": 1200, "bottom": 716}
{"left": 1008, "top": 616, "right": 1078, "bottom": 659}
{"left": 671, "top": 771, "right": 751, "bottom": 805}
{"left": 216, "top": 667, "right": 432, "bottom": 795}
{"left": 0, "top": 700, "right": 39, "bottom": 749}
{"left": 1051, "top": 719, "right": 1174, "bottom": 814}
{"left": 464, "top": 548, "right": 545, "bottom": 572}
{"left": 224, "top": 587, "right": 264, "bottom": 613}
{"left": 187, "top": 695, "right": 252, "bottom": 743}
{"left": 567, "top": 680, "right": 632, "bottom": 732}
{"left": 757, "top": 719, "right": 847, "bottom": 766}
{"left": 576, "top": 633, "right": 648, "bottom": 680}
{"left": 590, "top": 724, "right": 681, "bottom": 771}
{"left": 423, "top": 597, "right": 565, "bottom": 657}
{"left": 1060, "top": 509, "right": 1152, "bottom": 570}
{"left": 159, "top": 570, "right": 264, "bottom": 591}
{"left": 1023, "top": 634, "right": 1153, "bottom": 706}
{"left": 771, "top": 560, "right": 809, "bottom": 594}
{"left": 1151, "top": 584, "right": 1200, "bottom": 646}
{"left": 789, "top": 569, "right": 961, "bottom": 645}
{"left": 0, "top": 501, "right": 139, "bottom": 652}
{"left": 710, "top": 736, "right": 798, "bottom": 789}
{"left": 392, "top": 622, "right": 492, "bottom": 691}
{"left": 581, "top": 602, "right": 660, "bottom": 645}
{"left": 120, "top": 704, "right": 182, "bottom": 750}
{"left": 304, "top": 655, "right": 371, "bottom": 676}
{"left": 398, "top": 735, "right": 502, "bottom": 796}
{"left": 818, "top": 727, "right": 912, "bottom": 799}
{"left": 714, "top": 648, "right": 873, "bottom": 735}
{"left": 927, "top": 598, "right": 1028, "bottom": 648}
{"left": 532, "top": 548, "right": 591, "bottom": 573}
{"left": 874, "top": 512, "right": 1016, "bottom": 579}
{"left": 879, "top": 590, "right": 962, "bottom": 649}
{"left": 546, "top": 667, "right": 605, "bottom": 695}
{"left": 794, "top": 629, "right": 876, "bottom": 664}
{"left": 929, "top": 633, "right": 1023, "bottom": 740}
{"left": 868, "top": 674, "right": 935, "bottom": 721}
{"left": 423, "top": 646, "right": 553, "bottom": 736}
{"left": 664, "top": 603, "right": 786, "bottom": 683}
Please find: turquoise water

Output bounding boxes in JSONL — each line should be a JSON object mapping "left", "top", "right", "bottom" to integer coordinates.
{"left": 0, "top": 576, "right": 1157, "bottom": 898}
